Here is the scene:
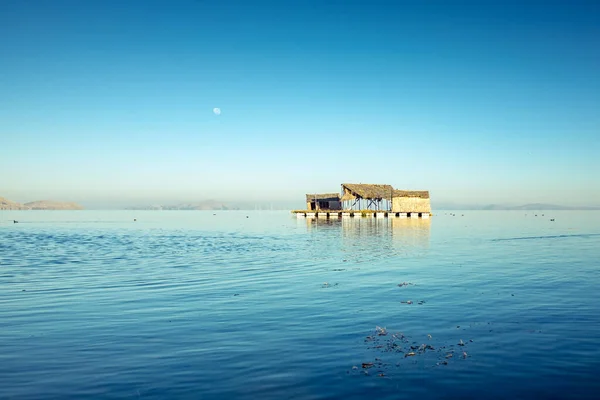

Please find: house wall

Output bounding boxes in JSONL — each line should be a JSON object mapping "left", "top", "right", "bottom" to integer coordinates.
{"left": 392, "top": 197, "right": 431, "bottom": 213}
{"left": 308, "top": 200, "right": 341, "bottom": 210}
{"left": 328, "top": 201, "right": 342, "bottom": 210}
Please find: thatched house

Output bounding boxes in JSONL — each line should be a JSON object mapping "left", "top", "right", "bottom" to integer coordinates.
{"left": 392, "top": 190, "right": 431, "bottom": 214}
{"left": 340, "top": 183, "right": 394, "bottom": 209}
{"left": 306, "top": 193, "right": 342, "bottom": 210}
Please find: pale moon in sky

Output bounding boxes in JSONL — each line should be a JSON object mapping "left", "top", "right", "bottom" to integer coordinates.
{"left": 213, "top": 107, "right": 221, "bottom": 116}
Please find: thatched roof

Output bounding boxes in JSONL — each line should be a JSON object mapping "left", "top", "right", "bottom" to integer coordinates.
{"left": 393, "top": 190, "right": 430, "bottom": 199}
{"left": 306, "top": 193, "right": 341, "bottom": 202}
{"left": 341, "top": 183, "right": 394, "bottom": 200}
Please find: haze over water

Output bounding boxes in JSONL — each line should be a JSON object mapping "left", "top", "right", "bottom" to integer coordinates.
{"left": 1, "top": 210, "right": 599, "bottom": 399}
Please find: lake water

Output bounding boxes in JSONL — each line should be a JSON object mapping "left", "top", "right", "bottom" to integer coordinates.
{"left": 1, "top": 210, "right": 599, "bottom": 399}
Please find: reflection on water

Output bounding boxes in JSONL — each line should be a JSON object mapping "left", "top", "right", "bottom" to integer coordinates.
{"left": 300, "top": 217, "right": 431, "bottom": 261}
{"left": 391, "top": 217, "right": 430, "bottom": 249}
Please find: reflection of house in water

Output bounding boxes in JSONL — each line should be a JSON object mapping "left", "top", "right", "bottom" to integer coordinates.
{"left": 305, "top": 193, "right": 341, "bottom": 211}
{"left": 391, "top": 217, "right": 431, "bottom": 249}
{"left": 299, "top": 216, "right": 431, "bottom": 259}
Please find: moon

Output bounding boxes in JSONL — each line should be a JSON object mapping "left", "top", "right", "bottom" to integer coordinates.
{"left": 213, "top": 107, "right": 221, "bottom": 116}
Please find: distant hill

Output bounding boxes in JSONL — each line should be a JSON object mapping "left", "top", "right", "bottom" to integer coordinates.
{"left": 24, "top": 200, "right": 84, "bottom": 210}
{"left": 127, "top": 200, "right": 237, "bottom": 210}
{"left": 0, "top": 197, "right": 29, "bottom": 210}
{"left": 434, "top": 202, "right": 600, "bottom": 210}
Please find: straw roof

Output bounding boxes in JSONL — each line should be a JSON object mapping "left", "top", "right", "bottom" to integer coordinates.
{"left": 306, "top": 193, "right": 341, "bottom": 202}
{"left": 393, "top": 190, "right": 430, "bottom": 199}
{"left": 341, "top": 183, "right": 394, "bottom": 200}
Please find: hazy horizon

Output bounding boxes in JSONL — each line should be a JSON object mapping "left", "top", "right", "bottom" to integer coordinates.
{"left": 1, "top": 1, "right": 598, "bottom": 207}
{"left": 2, "top": 195, "right": 600, "bottom": 211}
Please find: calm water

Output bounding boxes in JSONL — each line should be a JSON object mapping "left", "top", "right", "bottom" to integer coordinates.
{"left": 1, "top": 210, "right": 599, "bottom": 399}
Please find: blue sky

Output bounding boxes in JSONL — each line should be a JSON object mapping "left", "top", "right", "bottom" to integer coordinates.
{"left": 1, "top": 0, "right": 599, "bottom": 207}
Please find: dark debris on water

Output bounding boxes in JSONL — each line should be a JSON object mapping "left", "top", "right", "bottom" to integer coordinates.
{"left": 350, "top": 326, "right": 475, "bottom": 376}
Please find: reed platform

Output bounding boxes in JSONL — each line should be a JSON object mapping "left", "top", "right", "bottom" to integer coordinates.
{"left": 291, "top": 210, "right": 431, "bottom": 219}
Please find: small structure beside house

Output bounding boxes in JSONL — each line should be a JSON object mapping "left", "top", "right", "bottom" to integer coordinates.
{"left": 392, "top": 190, "right": 431, "bottom": 215}
{"left": 306, "top": 193, "right": 342, "bottom": 211}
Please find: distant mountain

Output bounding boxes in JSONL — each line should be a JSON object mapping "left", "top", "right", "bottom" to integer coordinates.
{"left": 127, "top": 200, "right": 238, "bottom": 210}
{"left": 0, "top": 197, "right": 29, "bottom": 210}
{"left": 24, "top": 200, "right": 84, "bottom": 210}
{"left": 434, "top": 202, "right": 600, "bottom": 210}
{"left": 0, "top": 197, "right": 84, "bottom": 210}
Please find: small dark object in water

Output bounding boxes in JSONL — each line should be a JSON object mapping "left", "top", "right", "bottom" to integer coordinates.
{"left": 550, "top": 219, "right": 555, "bottom": 222}
{"left": 233, "top": 293, "right": 239, "bottom": 296}
{"left": 246, "top": 216, "right": 249, "bottom": 218}
{"left": 134, "top": 219, "right": 137, "bottom": 221}
{"left": 362, "top": 362, "right": 374, "bottom": 369}
{"left": 213, "top": 214, "right": 216, "bottom": 216}
{"left": 13, "top": 220, "right": 18, "bottom": 223}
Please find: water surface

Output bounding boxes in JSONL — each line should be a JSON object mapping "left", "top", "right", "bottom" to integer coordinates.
{"left": 1, "top": 210, "right": 599, "bottom": 399}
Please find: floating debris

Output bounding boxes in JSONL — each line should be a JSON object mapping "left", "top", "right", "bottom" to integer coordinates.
{"left": 357, "top": 326, "right": 473, "bottom": 375}
{"left": 397, "top": 282, "right": 414, "bottom": 287}
{"left": 401, "top": 300, "right": 413, "bottom": 305}
{"left": 376, "top": 326, "right": 387, "bottom": 336}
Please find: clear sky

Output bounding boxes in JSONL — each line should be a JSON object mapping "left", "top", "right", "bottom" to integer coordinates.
{"left": 1, "top": 0, "right": 599, "bottom": 208}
